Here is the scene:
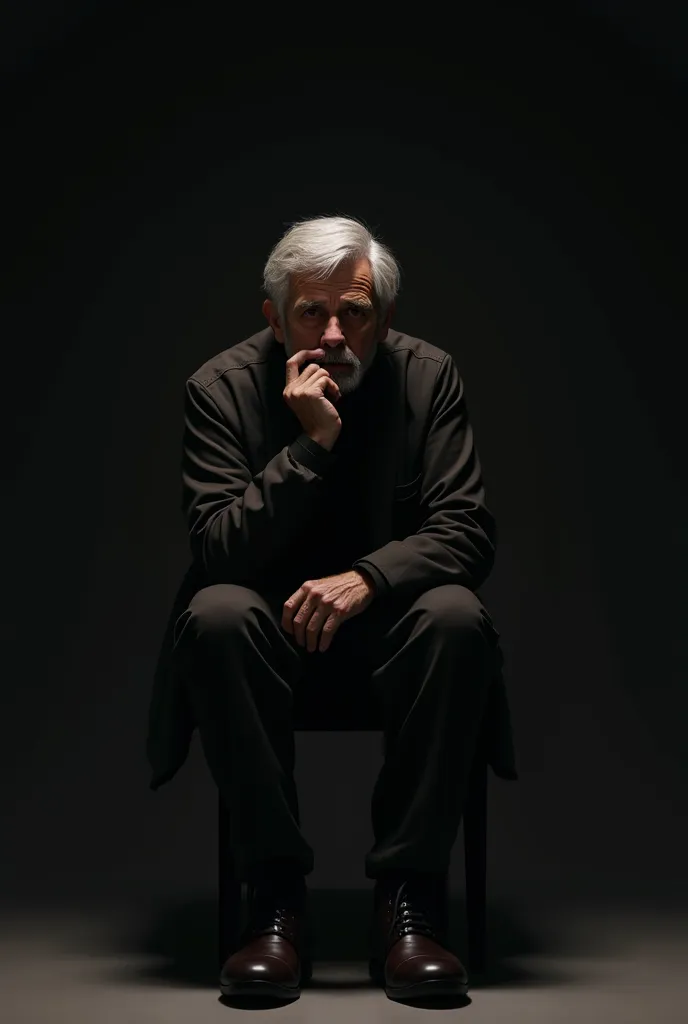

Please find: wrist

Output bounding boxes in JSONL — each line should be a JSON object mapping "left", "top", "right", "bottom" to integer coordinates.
{"left": 308, "top": 431, "right": 338, "bottom": 451}
{"left": 354, "top": 567, "right": 377, "bottom": 594}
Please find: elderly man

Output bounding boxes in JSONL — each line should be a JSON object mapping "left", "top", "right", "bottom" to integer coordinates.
{"left": 146, "top": 215, "right": 518, "bottom": 1003}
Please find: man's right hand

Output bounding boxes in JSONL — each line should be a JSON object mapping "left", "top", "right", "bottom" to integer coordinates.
{"left": 283, "top": 347, "right": 342, "bottom": 450}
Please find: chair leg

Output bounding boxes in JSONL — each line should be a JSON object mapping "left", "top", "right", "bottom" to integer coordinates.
{"left": 218, "top": 794, "right": 243, "bottom": 970}
{"left": 463, "top": 752, "right": 488, "bottom": 975}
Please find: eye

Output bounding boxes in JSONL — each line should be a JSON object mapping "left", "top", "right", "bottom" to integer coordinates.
{"left": 302, "top": 307, "right": 319, "bottom": 317}
{"left": 347, "top": 307, "right": 365, "bottom": 317}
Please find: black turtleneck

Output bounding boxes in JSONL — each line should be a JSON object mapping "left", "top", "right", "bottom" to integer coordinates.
{"left": 277, "top": 355, "right": 380, "bottom": 591}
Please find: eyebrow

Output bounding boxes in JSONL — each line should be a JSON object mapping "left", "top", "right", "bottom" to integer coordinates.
{"left": 294, "top": 298, "right": 374, "bottom": 313}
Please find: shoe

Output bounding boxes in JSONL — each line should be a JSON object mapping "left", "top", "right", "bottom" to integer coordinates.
{"left": 219, "top": 876, "right": 313, "bottom": 1001}
{"left": 368, "top": 872, "right": 468, "bottom": 1001}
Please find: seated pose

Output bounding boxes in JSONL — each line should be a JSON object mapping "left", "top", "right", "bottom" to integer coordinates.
{"left": 146, "top": 214, "right": 518, "bottom": 1003}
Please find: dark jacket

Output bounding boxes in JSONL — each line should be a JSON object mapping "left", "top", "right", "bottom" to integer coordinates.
{"left": 146, "top": 327, "right": 518, "bottom": 790}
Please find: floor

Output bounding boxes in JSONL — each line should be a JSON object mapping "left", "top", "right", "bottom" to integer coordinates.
{"left": 2, "top": 889, "right": 686, "bottom": 1022}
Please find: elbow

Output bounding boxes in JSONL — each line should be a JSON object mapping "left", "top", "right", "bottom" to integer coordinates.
{"left": 466, "top": 527, "right": 496, "bottom": 591}
{"left": 463, "top": 506, "right": 497, "bottom": 588}
{"left": 189, "top": 516, "right": 225, "bottom": 582}
{"left": 475, "top": 545, "right": 496, "bottom": 589}
{"left": 191, "top": 516, "right": 257, "bottom": 586}
{"left": 188, "top": 529, "right": 213, "bottom": 578}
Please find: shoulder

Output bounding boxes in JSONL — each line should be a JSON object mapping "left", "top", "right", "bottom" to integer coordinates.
{"left": 187, "top": 328, "right": 276, "bottom": 389}
{"left": 379, "top": 330, "right": 457, "bottom": 397}
{"left": 380, "top": 329, "right": 450, "bottom": 368}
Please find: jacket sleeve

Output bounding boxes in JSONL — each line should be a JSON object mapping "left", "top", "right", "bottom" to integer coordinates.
{"left": 181, "top": 377, "right": 337, "bottom": 584}
{"left": 352, "top": 354, "right": 497, "bottom": 599}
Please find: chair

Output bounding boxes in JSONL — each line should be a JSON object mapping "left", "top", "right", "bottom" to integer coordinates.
{"left": 218, "top": 682, "right": 490, "bottom": 975}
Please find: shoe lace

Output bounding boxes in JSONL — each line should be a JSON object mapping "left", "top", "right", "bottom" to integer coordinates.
{"left": 242, "top": 884, "right": 301, "bottom": 942}
{"left": 390, "top": 881, "right": 438, "bottom": 941}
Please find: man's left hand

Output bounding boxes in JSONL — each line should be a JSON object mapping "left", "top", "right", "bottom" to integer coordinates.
{"left": 282, "top": 569, "right": 377, "bottom": 653}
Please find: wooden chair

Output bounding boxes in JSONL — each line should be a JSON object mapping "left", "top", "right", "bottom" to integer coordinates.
{"left": 218, "top": 686, "right": 490, "bottom": 975}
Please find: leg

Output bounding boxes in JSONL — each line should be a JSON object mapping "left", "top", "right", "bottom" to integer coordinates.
{"left": 363, "top": 584, "right": 499, "bottom": 880}
{"left": 173, "top": 583, "right": 315, "bottom": 882}
{"left": 463, "top": 743, "right": 488, "bottom": 973}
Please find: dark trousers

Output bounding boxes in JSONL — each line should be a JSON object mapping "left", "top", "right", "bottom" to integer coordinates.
{"left": 172, "top": 581, "right": 500, "bottom": 883}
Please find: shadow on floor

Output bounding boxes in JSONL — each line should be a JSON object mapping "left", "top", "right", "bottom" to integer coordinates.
{"left": 118, "top": 888, "right": 581, "bottom": 990}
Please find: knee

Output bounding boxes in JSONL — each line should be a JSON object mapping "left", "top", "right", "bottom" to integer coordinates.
{"left": 416, "top": 584, "right": 490, "bottom": 639}
{"left": 185, "top": 583, "right": 258, "bottom": 638}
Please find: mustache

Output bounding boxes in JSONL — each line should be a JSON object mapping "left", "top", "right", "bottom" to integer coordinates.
{"left": 319, "top": 351, "right": 356, "bottom": 364}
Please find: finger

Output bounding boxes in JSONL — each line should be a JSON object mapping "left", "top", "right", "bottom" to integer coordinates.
{"left": 305, "top": 606, "right": 329, "bottom": 653}
{"left": 291, "top": 366, "right": 340, "bottom": 401}
{"left": 322, "top": 375, "right": 342, "bottom": 401}
{"left": 293, "top": 597, "right": 315, "bottom": 648}
{"left": 292, "top": 365, "right": 333, "bottom": 394}
{"left": 282, "top": 588, "right": 306, "bottom": 633}
{"left": 319, "top": 614, "right": 341, "bottom": 653}
{"left": 285, "top": 347, "right": 325, "bottom": 386}
{"left": 291, "top": 362, "right": 327, "bottom": 386}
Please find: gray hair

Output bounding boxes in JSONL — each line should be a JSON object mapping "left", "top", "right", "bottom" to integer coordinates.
{"left": 263, "top": 215, "right": 401, "bottom": 320}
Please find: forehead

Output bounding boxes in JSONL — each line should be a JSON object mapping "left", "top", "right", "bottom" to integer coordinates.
{"left": 290, "top": 257, "right": 374, "bottom": 302}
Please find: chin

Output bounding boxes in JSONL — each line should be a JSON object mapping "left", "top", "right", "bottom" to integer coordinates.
{"left": 334, "top": 369, "right": 362, "bottom": 395}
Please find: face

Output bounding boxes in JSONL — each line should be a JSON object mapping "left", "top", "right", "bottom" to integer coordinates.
{"left": 263, "top": 257, "right": 393, "bottom": 396}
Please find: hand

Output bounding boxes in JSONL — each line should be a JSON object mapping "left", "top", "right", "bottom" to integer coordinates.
{"left": 283, "top": 347, "right": 342, "bottom": 445}
{"left": 282, "top": 569, "right": 377, "bottom": 653}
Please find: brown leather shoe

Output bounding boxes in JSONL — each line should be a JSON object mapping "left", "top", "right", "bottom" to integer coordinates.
{"left": 368, "top": 873, "right": 468, "bottom": 1001}
{"left": 220, "top": 881, "right": 313, "bottom": 1001}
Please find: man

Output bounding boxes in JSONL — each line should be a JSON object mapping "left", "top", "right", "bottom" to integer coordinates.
{"left": 146, "top": 215, "right": 518, "bottom": 1003}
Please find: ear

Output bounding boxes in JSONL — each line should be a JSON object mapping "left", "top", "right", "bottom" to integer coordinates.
{"left": 263, "top": 299, "right": 286, "bottom": 343}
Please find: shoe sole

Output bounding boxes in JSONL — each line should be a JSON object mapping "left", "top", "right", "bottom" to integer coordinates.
{"left": 386, "top": 977, "right": 469, "bottom": 1000}
{"left": 220, "top": 979, "right": 301, "bottom": 1000}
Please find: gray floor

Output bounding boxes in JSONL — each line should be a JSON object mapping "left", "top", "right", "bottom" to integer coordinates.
{"left": 2, "top": 890, "right": 687, "bottom": 1022}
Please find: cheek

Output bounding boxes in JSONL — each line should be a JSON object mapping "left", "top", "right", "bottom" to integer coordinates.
{"left": 348, "top": 315, "right": 373, "bottom": 333}
{"left": 287, "top": 320, "right": 315, "bottom": 343}
{"left": 348, "top": 325, "right": 377, "bottom": 357}
{"left": 358, "top": 319, "right": 378, "bottom": 341}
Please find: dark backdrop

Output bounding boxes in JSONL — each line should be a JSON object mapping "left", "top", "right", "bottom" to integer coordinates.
{"left": 3, "top": 3, "right": 686, "bottom": 912}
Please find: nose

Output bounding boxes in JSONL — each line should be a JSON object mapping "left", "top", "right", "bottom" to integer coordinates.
{"left": 321, "top": 316, "right": 345, "bottom": 346}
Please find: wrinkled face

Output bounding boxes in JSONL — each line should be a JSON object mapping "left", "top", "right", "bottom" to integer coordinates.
{"left": 263, "top": 257, "right": 392, "bottom": 395}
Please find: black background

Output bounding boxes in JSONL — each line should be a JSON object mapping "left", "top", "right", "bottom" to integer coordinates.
{"left": 3, "top": 2, "right": 686, "bottom": 910}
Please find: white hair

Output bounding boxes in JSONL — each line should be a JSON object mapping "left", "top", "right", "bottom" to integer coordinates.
{"left": 263, "top": 215, "right": 401, "bottom": 319}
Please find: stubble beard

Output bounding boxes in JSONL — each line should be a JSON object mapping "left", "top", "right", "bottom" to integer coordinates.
{"left": 282, "top": 326, "right": 379, "bottom": 397}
